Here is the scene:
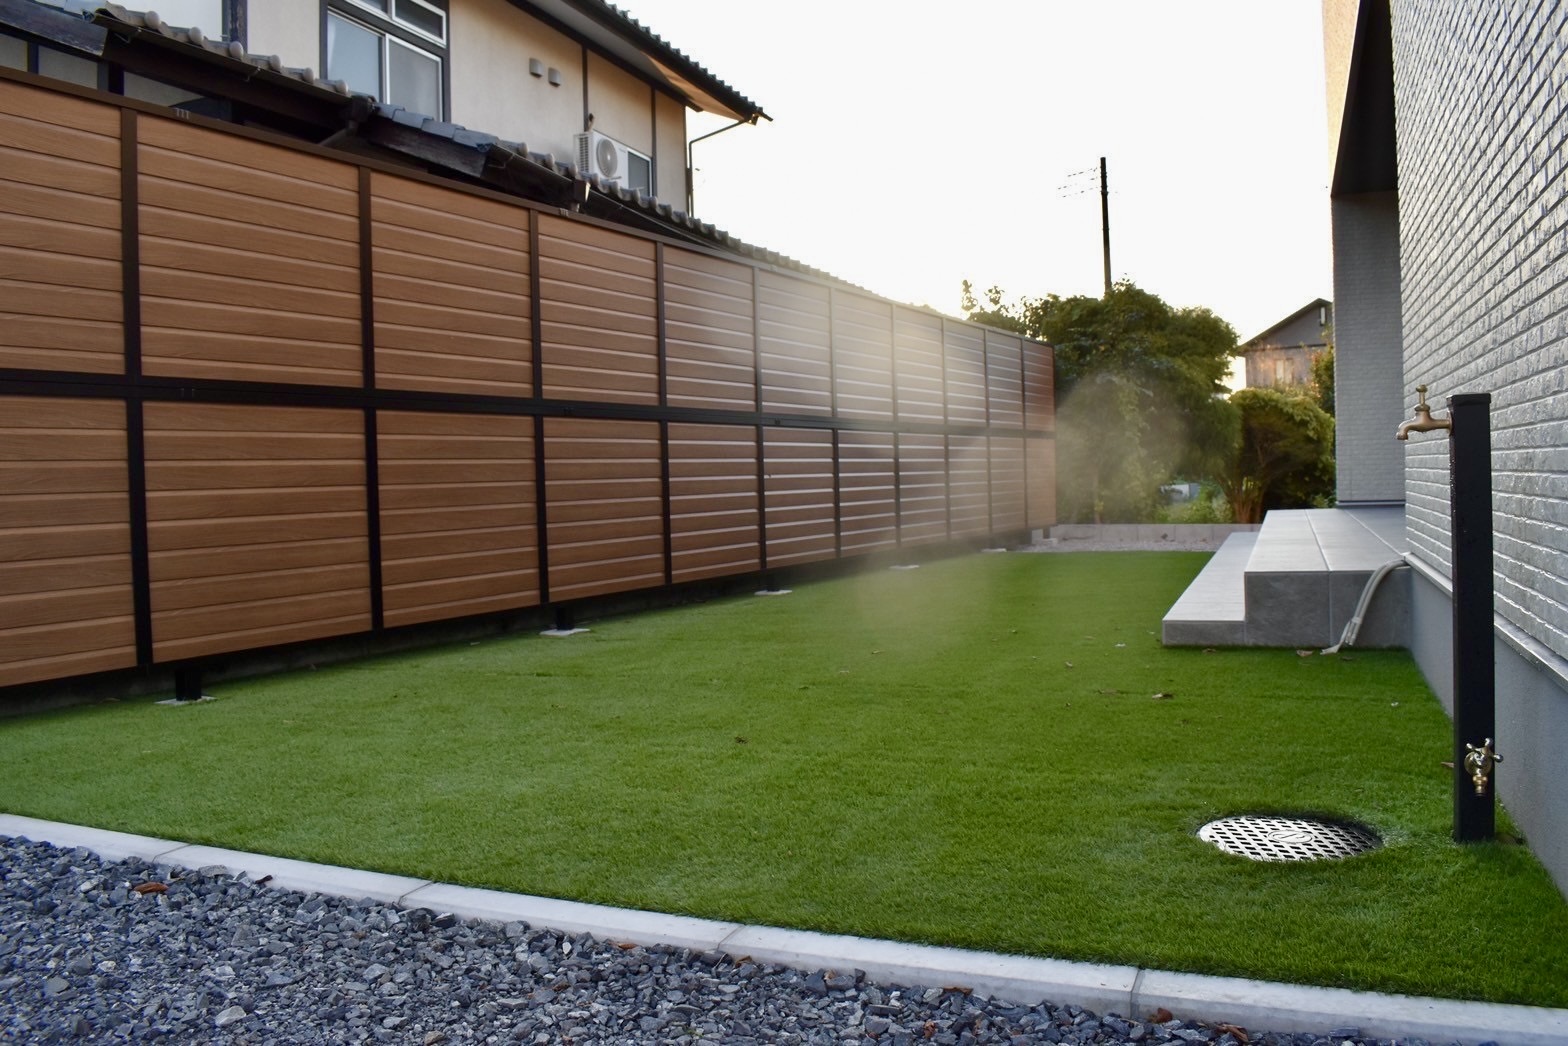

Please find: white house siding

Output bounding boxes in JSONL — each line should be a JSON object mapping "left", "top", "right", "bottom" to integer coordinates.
{"left": 243, "top": 1, "right": 682, "bottom": 189}
{"left": 1392, "top": 0, "right": 1568, "bottom": 659}
{"left": 450, "top": 0, "right": 584, "bottom": 161}
{"left": 245, "top": 2, "right": 320, "bottom": 72}
{"left": 653, "top": 90, "right": 687, "bottom": 206}
{"left": 585, "top": 50, "right": 653, "bottom": 157}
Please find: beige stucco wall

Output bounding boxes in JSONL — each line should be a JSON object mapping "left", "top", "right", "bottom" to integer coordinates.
{"left": 246, "top": 0, "right": 320, "bottom": 70}
{"left": 654, "top": 90, "right": 686, "bottom": 204}
{"left": 450, "top": 0, "right": 583, "bottom": 159}
{"left": 1322, "top": 0, "right": 1358, "bottom": 175}
{"left": 586, "top": 51, "right": 652, "bottom": 156}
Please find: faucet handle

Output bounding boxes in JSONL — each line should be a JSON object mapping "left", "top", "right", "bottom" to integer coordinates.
{"left": 1415, "top": 384, "right": 1430, "bottom": 409}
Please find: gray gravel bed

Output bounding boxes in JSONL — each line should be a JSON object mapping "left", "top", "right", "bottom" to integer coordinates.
{"left": 2, "top": 835, "right": 1447, "bottom": 1045}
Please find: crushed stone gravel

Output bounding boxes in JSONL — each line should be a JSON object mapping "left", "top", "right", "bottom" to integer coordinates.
{"left": 2, "top": 834, "right": 1451, "bottom": 1045}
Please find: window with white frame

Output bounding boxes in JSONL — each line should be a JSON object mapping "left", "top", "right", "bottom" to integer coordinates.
{"left": 326, "top": 0, "right": 446, "bottom": 118}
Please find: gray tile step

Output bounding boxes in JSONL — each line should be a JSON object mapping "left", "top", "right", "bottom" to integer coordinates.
{"left": 1161, "top": 531, "right": 1254, "bottom": 646}
{"left": 1163, "top": 507, "right": 1409, "bottom": 648}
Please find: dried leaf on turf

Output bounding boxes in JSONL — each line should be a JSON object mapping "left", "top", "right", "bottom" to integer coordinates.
{"left": 1296, "top": 650, "right": 1315, "bottom": 657}
{"left": 1151, "top": 692, "right": 1174, "bottom": 700}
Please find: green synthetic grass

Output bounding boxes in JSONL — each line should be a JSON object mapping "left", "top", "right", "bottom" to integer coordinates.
{"left": 4, "top": 553, "right": 1566, "bottom": 1007}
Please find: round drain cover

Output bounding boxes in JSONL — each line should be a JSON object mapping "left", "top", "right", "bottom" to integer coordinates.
{"left": 1198, "top": 815, "right": 1381, "bottom": 862}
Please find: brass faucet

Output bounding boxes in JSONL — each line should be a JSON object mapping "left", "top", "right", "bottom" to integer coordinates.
{"left": 1462, "top": 738, "right": 1503, "bottom": 796}
{"left": 1396, "top": 385, "right": 1453, "bottom": 440}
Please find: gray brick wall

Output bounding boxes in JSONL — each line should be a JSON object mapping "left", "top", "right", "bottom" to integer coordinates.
{"left": 1330, "top": 191, "right": 1405, "bottom": 503}
{"left": 1392, "top": 0, "right": 1568, "bottom": 660}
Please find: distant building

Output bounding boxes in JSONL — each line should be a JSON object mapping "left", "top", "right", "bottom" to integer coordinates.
{"left": 1240, "top": 299, "right": 1331, "bottom": 388}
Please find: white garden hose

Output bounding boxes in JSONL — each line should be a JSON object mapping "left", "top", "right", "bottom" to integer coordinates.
{"left": 1322, "top": 556, "right": 1409, "bottom": 654}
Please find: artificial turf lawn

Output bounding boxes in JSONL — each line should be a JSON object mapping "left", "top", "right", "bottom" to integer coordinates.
{"left": 4, "top": 552, "right": 1567, "bottom": 1007}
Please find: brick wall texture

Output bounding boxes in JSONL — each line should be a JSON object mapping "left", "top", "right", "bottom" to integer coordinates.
{"left": 1393, "top": 0, "right": 1568, "bottom": 660}
{"left": 1331, "top": 191, "right": 1406, "bottom": 503}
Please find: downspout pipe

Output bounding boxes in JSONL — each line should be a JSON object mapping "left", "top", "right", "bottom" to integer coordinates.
{"left": 685, "top": 114, "right": 761, "bottom": 218}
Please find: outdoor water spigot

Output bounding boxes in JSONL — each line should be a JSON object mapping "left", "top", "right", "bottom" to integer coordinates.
{"left": 1396, "top": 385, "right": 1453, "bottom": 440}
{"left": 1462, "top": 738, "right": 1502, "bottom": 796}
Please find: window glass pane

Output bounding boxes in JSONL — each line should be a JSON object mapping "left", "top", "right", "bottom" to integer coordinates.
{"left": 394, "top": 0, "right": 445, "bottom": 41}
{"left": 37, "top": 47, "right": 99, "bottom": 88}
{"left": 327, "top": 12, "right": 383, "bottom": 100}
{"left": 0, "top": 34, "right": 26, "bottom": 70}
{"left": 387, "top": 38, "right": 440, "bottom": 116}
{"left": 147, "top": 0, "right": 223, "bottom": 34}
{"left": 627, "top": 152, "right": 652, "bottom": 195}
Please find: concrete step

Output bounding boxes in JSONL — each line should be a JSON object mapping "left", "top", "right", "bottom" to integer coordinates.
{"left": 1162, "top": 507, "right": 1409, "bottom": 648}
{"left": 1160, "top": 531, "right": 1255, "bottom": 646}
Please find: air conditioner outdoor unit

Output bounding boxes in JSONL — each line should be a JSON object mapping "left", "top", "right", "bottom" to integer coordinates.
{"left": 575, "top": 130, "right": 651, "bottom": 193}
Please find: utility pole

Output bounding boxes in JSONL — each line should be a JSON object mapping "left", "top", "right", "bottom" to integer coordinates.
{"left": 1099, "top": 156, "right": 1112, "bottom": 297}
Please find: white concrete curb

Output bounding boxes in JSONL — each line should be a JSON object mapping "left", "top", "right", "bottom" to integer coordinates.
{"left": 4, "top": 814, "right": 1564, "bottom": 1046}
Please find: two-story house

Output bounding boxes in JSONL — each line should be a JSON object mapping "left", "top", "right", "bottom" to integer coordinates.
{"left": 1240, "top": 298, "right": 1331, "bottom": 389}
{"left": 0, "top": 0, "right": 768, "bottom": 220}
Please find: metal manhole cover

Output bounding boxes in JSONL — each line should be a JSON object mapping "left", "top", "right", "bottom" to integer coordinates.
{"left": 1198, "top": 815, "right": 1381, "bottom": 862}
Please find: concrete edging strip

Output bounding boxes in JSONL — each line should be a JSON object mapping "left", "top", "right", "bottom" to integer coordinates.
{"left": 4, "top": 814, "right": 1565, "bottom": 1046}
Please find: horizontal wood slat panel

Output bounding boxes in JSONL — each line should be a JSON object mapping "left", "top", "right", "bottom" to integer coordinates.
{"left": 948, "top": 435, "right": 990, "bottom": 538}
{"left": 664, "top": 249, "right": 755, "bottom": 412}
{"left": 1024, "top": 343, "right": 1055, "bottom": 432}
{"left": 838, "top": 430, "right": 896, "bottom": 555}
{"left": 0, "top": 76, "right": 1059, "bottom": 690}
{"left": 138, "top": 116, "right": 361, "bottom": 386}
{"left": 758, "top": 270, "right": 832, "bottom": 416}
{"left": 372, "top": 175, "right": 532, "bottom": 397}
{"left": 894, "top": 308, "right": 945, "bottom": 424}
{"left": 377, "top": 411, "right": 539, "bottom": 627}
{"left": 0, "top": 82, "right": 122, "bottom": 375}
{"left": 0, "top": 397, "right": 134, "bottom": 687}
{"left": 669, "top": 423, "right": 759, "bottom": 583}
{"left": 832, "top": 293, "right": 893, "bottom": 421}
{"left": 538, "top": 215, "right": 656, "bottom": 404}
{"left": 1027, "top": 438, "right": 1057, "bottom": 529}
{"left": 144, "top": 403, "right": 370, "bottom": 659}
{"left": 544, "top": 418, "right": 663, "bottom": 600}
{"left": 989, "top": 436, "right": 1026, "bottom": 532}
{"left": 945, "top": 325, "right": 988, "bottom": 426}
{"left": 897, "top": 433, "right": 948, "bottom": 545}
{"left": 764, "top": 427, "right": 835, "bottom": 567}
{"left": 986, "top": 333, "right": 1024, "bottom": 428}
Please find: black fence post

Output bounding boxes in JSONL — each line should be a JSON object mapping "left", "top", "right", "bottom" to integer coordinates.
{"left": 1449, "top": 392, "right": 1496, "bottom": 842}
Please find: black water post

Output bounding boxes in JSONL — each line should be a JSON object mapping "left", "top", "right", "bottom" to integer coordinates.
{"left": 1449, "top": 392, "right": 1496, "bottom": 842}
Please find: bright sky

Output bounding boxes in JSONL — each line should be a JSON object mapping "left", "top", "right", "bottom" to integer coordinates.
{"left": 622, "top": 0, "right": 1333, "bottom": 347}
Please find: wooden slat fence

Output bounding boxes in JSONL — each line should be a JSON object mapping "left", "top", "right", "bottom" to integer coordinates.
{"left": 0, "top": 73, "right": 1055, "bottom": 690}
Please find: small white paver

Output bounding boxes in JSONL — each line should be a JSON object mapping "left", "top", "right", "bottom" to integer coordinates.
{"left": 157, "top": 844, "right": 428, "bottom": 904}
{"left": 402, "top": 882, "right": 740, "bottom": 952}
{"left": 0, "top": 815, "right": 186, "bottom": 864}
{"left": 717, "top": 925, "right": 1138, "bottom": 1018}
{"left": 1133, "top": 969, "right": 1568, "bottom": 1046}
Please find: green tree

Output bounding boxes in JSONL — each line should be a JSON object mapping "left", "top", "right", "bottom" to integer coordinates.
{"left": 1219, "top": 387, "right": 1336, "bottom": 523}
{"left": 962, "top": 280, "right": 1240, "bottom": 523}
{"left": 1310, "top": 343, "right": 1335, "bottom": 416}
